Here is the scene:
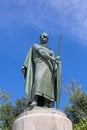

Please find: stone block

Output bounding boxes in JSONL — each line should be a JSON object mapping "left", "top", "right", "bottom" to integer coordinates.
{"left": 12, "top": 107, "right": 72, "bottom": 130}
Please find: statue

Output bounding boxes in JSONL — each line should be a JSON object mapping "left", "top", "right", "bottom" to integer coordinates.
{"left": 22, "top": 33, "right": 62, "bottom": 108}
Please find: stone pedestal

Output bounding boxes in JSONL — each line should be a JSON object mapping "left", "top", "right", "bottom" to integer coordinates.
{"left": 12, "top": 107, "right": 72, "bottom": 130}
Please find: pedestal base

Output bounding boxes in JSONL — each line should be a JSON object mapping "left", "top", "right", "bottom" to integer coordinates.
{"left": 12, "top": 107, "right": 72, "bottom": 130}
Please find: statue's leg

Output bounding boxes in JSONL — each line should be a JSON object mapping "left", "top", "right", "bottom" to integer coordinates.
{"left": 37, "top": 96, "right": 44, "bottom": 106}
{"left": 30, "top": 95, "right": 38, "bottom": 108}
{"left": 43, "top": 98, "right": 53, "bottom": 108}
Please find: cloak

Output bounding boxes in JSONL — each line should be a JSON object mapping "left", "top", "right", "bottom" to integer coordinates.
{"left": 22, "top": 48, "right": 34, "bottom": 102}
{"left": 22, "top": 44, "right": 55, "bottom": 103}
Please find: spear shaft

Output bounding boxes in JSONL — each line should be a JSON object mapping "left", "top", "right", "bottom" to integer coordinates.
{"left": 58, "top": 34, "right": 62, "bottom": 56}
{"left": 56, "top": 34, "right": 62, "bottom": 108}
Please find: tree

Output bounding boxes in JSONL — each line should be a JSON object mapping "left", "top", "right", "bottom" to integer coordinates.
{"left": 64, "top": 81, "right": 87, "bottom": 124}
{"left": 74, "top": 118, "right": 87, "bottom": 130}
{"left": 14, "top": 97, "right": 28, "bottom": 117}
{"left": 0, "top": 89, "right": 11, "bottom": 129}
{"left": 0, "top": 89, "right": 28, "bottom": 130}
{"left": 0, "top": 102, "right": 14, "bottom": 130}
{"left": 0, "top": 89, "right": 10, "bottom": 105}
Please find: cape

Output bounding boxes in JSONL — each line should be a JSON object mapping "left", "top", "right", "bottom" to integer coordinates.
{"left": 22, "top": 48, "right": 34, "bottom": 102}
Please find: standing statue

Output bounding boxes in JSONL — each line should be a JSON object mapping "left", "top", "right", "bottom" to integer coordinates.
{"left": 22, "top": 33, "right": 62, "bottom": 108}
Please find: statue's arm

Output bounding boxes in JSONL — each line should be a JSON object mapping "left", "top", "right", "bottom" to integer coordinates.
{"left": 33, "top": 44, "right": 56, "bottom": 62}
{"left": 21, "top": 50, "right": 30, "bottom": 78}
{"left": 38, "top": 49, "right": 60, "bottom": 65}
{"left": 38, "top": 48, "right": 56, "bottom": 62}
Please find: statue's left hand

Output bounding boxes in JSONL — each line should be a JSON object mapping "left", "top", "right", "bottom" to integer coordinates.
{"left": 56, "top": 56, "right": 60, "bottom": 60}
{"left": 55, "top": 56, "right": 60, "bottom": 63}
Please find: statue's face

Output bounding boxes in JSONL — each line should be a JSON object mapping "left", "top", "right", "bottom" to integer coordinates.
{"left": 40, "top": 33, "right": 48, "bottom": 44}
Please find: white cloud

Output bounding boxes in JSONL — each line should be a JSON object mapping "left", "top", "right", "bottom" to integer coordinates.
{"left": 0, "top": 0, "right": 87, "bottom": 41}
{"left": 49, "top": 0, "right": 87, "bottom": 40}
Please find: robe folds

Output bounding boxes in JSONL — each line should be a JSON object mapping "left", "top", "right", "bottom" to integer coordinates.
{"left": 22, "top": 44, "right": 55, "bottom": 103}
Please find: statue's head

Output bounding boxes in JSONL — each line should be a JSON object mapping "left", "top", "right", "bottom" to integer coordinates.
{"left": 40, "top": 32, "right": 48, "bottom": 44}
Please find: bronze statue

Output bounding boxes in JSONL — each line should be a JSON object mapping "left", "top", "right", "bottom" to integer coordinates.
{"left": 22, "top": 33, "right": 62, "bottom": 108}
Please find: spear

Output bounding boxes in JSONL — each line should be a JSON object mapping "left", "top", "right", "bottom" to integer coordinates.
{"left": 56, "top": 34, "right": 62, "bottom": 108}
{"left": 58, "top": 34, "right": 62, "bottom": 56}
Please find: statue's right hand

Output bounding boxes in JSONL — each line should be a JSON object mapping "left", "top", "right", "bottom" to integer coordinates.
{"left": 22, "top": 65, "right": 26, "bottom": 74}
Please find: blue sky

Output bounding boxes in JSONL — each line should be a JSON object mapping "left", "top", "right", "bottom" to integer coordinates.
{"left": 0, "top": 0, "right": 87, "bottom": 110}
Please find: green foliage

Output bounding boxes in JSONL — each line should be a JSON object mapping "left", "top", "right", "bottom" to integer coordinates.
{"left": 64, "top": 81, "right": 87, "bottom": 124}
{"left": 0, "top": 89, "right": 28, "bottom": 130}
{"left": 74, "top": 118, "right": 87, "bottom": 130}
{"left": 14, "top": 97, "right": 28, "bottom": 117}
{"left": 0, "top": 102, "right": 15, "bottom": 129}
{"left": 0, "top": 89, "right": 10, "bottom": 105}
{"left": 0, "top": 89, "right": 11, "bottom": 129}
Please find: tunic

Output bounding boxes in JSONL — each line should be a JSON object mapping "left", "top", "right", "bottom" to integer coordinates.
{"left": 22, "top": 43, "right": 55, "bottom": 103}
